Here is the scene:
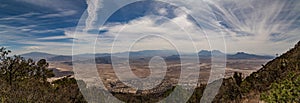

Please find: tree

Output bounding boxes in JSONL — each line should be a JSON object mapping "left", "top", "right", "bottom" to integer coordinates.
{"left": 233, "top": 72, "right": 242, "bottom": 86}
{"left": 0, "top": 47, "right": 54, "bottom": 85}
{"left": 0, "top": 47, "right": 87, "bottom": 102}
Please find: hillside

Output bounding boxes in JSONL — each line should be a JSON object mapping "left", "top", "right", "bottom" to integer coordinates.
{"left": 211, "top": 41, "right": 300, "bottom": 102}
{"left": 0, "top": 49, "right": 86, "bottom": 102}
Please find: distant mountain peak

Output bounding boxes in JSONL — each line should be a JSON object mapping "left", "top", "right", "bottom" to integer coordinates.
{"left": 22, "top": 52, "right": 53, "bottom": 55}
{"left": 236, "top": 52, "right": 246, "bottom": 54}
{"left": 199, "top": 49, "right": 223, "bottom": 52}
{"left": 198, "top": 50, "right": 273, "bottom": 59}
{"left": 229, "top": 52, "right": 273, "bottom": 59}
{"left": 21, "top": 52, "right": 57, "bottom": 61}
{"left": 198, "top": 50, "right": 225, "bottom": 55}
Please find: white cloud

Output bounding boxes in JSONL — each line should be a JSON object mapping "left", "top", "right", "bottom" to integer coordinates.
{"left": 11, "top": 0, "right": 299, "bottom": 55}
{"left": 0, "top": 25, "right": 35, "bottom": 40}
{"left": 14, "top": 40, "right": 73, "bottom": 55}
{"left": 158, "top": 8, "right": 168, "bottom": 16}
{"left": 85, "top": 0, "right": 103, "bottom": 31}
{"left": 24, "top": 46, "right": 42, "bottom": 51}
{"left": 156, "top": 0, "right": 300, "bottom": 54}
{"left": 89, "top": 11, "right": 211, "bottom": 54}
{"left": 16, "top": 0, "right": 79, "bottom": 11}
{"left": 0, "top": 12, "right": 39, "bottom": 21}
{"left": 0, "top": 23, "right": 65, "bottom": 36}
{"left": 37, "top": 36, "right": 70, "bottom": 40}
{"left": 39, "top": 10, "right": 77, "bottom": 18}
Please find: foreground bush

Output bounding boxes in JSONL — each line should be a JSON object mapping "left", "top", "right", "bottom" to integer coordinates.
{"left": 0, "top": 47, "right": 86, "bottom": 102}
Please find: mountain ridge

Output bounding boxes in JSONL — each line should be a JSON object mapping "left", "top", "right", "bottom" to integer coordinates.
{"left": 22, "top": 49, "right": 274, "bottom": 62}
{"left": 198, "top": 50, "right": 274, "bottom": 59}
{"left": 21, "top": 52, "right": 57, "bottom": 61}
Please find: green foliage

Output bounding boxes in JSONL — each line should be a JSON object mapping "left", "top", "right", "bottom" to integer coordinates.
{"left": 112, "top": 86, "right": 174, "bottom": 103}
{"left": 210, "top": 41, "right": 300, "bottom": 102}
{"left": 187, "top": 84, "right": 205, "bottom": 103}
{"left": 0, "top": 47, "right": 86, "bottom": 102}
{"left": 233, "top": 72, "right": 242, "bottom": 86}
{"left": 0, "top": 48, "right": 54, "bottom": 85}
{"left": 239, "top": 41, "right": 300, "bottom": 96}
{"left": 261, "top": 73, "right": 300, "bottom": 102}
{"left": 211, "top": 78, "right": 242, "bottom": 102}
{"left": 52, "top": 77, "right": 87, "bottom": 103}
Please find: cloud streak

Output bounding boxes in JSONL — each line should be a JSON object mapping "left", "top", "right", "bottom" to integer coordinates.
{"left": 1, "top": 0, "right": 299, "bottom": 55}
{"left": 85, "top": 0, "right": 102, "bottom": 31}
{"left": 78, "top": 0, "right": 300, "bottom": 55}
{"left": 39, "top": 10, "right": 77, "bottom": 18}
{"left": 157, "top": 0, "right": 300, "bottom": 54}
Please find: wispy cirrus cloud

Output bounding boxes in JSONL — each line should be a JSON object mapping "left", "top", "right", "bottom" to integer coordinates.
{"left": 0, "top": 12, "right": 39, "bottom": 21}
{"left": 85, "top": 0, "right": 102, "bottom": 31}
{"left": 1, "top": 0, "right": 299, "bottom": 55}
{"left": 38, "top": 10, "right": 77, "bottom": 18}
{"left": 0, "top": 0, "right": 86, "bottom": 55}
{"left": 75, "top": 0, "right": 300, "bottom": 55}
{"left": 15, "top": 0, "right": 86, "bottom": 11}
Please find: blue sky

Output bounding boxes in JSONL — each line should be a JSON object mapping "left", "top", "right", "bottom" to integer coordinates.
{"left": 0, "top": 0, "right": 300, "bottom": 55}
{"left": 0, "top": 0, "right": 87, "bottom": 54}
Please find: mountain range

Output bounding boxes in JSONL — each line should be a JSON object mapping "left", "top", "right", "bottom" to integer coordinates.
{"left": 21, "top": 50, "right": 274, "bottom": 62}
{"left": 198, "top": 50, "right": 273, "bottom": 59}
{"left": 21, "top": 52, "right": 57, "bottom": 61}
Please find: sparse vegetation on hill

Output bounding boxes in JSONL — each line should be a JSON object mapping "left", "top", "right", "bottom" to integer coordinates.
{"left": 209, "top": 41, "right": 300, "bottom": 102}
{"left": 0, "top": 47, "right": 86, "bottom": 102}
{"left": 260, "top": 72, "right": 300, "bottom": 102}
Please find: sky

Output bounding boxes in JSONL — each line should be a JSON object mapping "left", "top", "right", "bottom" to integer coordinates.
{"left": 0, "top": 0, "right": 299, "bottom": 55}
